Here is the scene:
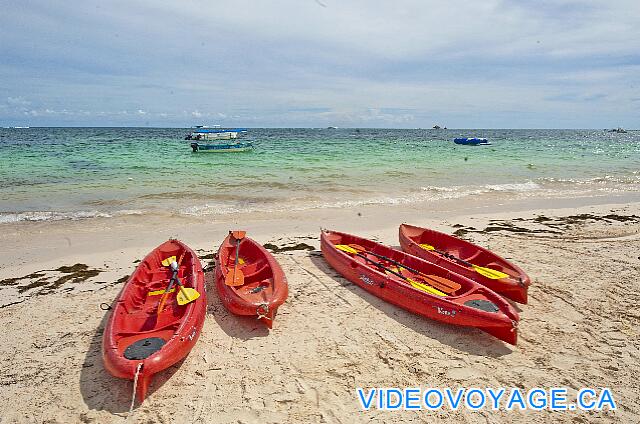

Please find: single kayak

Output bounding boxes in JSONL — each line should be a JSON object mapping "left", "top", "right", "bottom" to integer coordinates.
{"left": 321, "top": 230, "right": 519, "bottom": 345}
{"left": 102, "top": 239, "right": 206, "bottom": 402}
{"left": 399, "top": 223, "right": 530, "bottom": 304}
{"left": 215, "top": 231, "right": 288, "bottom": 328}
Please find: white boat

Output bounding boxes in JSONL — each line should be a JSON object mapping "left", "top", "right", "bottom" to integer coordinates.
{"left": 185, "top": 128, "right": 248, "bottom": 141}
{"left": 187, "top": 127, "right": 253, "bottom": 153}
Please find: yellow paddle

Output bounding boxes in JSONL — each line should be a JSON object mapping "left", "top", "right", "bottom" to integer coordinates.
{"left": 158, "top": 255, "right": 200, "bottom": 308}
{"left": 407, "top": 279, "right": 447, "bottom": 297}
{"left": 335, "top": 244, "right": 446, "bottom": 297}
{"left": 347, "top": 243, "right": 460, "bottom": 294}
{"left": 419, "top": 243, "right": 510, "bottom": 280}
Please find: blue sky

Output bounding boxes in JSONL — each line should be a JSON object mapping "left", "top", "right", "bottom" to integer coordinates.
{"left": 1, "top": 0, "right": 638, "bottom": 128}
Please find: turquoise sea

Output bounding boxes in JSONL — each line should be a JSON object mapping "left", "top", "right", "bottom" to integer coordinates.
{"left": 1, "top": 128, "right": 638, "bottom": 223}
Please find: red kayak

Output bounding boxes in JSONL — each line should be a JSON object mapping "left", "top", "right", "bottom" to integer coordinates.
{"left": 399, "top": 224, "right": 530, "bottom": 304}
{"left": 321, "top": 230, "right": 519, "bottom": 344}
{"left": 102, "top": 239, "right": 206, "bottom": 402}
{"left": 215, "top": 231, "right": 288, "bottom": 328}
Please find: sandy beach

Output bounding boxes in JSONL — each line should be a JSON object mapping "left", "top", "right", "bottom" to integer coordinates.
{"left": 0, "top": 195, "right": 638, "bottom": 423}
{"left": 3, "top": 0, "right": 639, "bottom": 421}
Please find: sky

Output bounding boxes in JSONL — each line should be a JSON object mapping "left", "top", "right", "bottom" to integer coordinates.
{"left": 1, "top": 0, "right": 639, "bottom": 128}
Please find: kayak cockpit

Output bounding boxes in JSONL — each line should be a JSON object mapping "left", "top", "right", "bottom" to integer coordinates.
{"left": 222, "top": 244, "right": 276, "bottom": 300}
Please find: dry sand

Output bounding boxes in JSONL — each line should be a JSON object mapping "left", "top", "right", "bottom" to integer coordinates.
{"left": 0, "top": 198, "right": 639, "bottom": 423}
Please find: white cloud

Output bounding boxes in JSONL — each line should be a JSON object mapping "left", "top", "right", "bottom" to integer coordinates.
{"left": 1, "top": 1, "right": 639, "bottom": 127}
{"left": 7, "top": 96, "right": 31, "bottom": 107}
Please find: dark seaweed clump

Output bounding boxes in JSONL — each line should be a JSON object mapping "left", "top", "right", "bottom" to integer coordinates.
{"left": 263, "top": 242, "right": 315, "bottom": 253}
{"left": 451, "top": 212, "right": 640, "bottom": 238}
{"left": 1, "top": 264, "right": 102, "bottom": 296}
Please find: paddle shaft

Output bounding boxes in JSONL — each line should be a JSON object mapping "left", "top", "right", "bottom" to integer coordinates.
{"left": 429, "top": 246, "right": 473, "bottom": 267}
{"left": 350, "top": 250, "right": 421, "bottom": 287}
{"left": 352, "top": 246, "right": 458, "bottom": 291}
{"left": 158, "top": 253, "right": 185, "bottom": 313}
{"left": 423, "top": 243, "right": 512, "bottom": 280}
{"left": 232, "top": 237, "right": 241, "bottom": 280}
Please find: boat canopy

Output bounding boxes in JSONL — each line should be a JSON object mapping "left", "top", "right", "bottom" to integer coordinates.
{"left": 193, "top": 128, "right": 247, "bottom": 133}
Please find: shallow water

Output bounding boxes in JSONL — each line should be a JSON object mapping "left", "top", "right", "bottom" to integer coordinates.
{"left": 1, "top": 128, "right": 638, "bottom": 223}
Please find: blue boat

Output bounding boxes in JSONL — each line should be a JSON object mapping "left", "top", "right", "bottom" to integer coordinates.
{"left": 453, "top": 137, "right": 491, "bottom": 146}
{"left": 190, "top": 141, "right": 253, "bottom": 153}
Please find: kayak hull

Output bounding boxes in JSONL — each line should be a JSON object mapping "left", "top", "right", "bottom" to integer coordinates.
{"left": 321, "top": 230, "right": 519, "bottom": 345}
{"left": 102, "top": 239, "right": 206, "bottom": 402}
{"left": 399, "top": 224, "right": 530, "bottom": 304}
{"left": 215, "top": 232, "right": 288, "bottom": 328}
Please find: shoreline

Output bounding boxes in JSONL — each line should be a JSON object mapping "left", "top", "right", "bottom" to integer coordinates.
{"left": 3, "top": 180, "right": 639, "bottom": 225}
{"left": 1, "top": 196, "right": 638, "bottom": 422}
{"left": 1, "top": 192, "right": 639, "bottom": 272}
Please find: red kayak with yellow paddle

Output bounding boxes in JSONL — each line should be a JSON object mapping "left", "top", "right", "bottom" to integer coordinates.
{"left": 102, "top": 239, "right": 206, "bottom": 403}
{"left": 215, "top": 231, "right": 288, "bottom": 328}
{"left": 321, "top": 230, "right": 519, "bottom": 345}
{"left": 399, "top": 224, "right": 530, "bottom": 304}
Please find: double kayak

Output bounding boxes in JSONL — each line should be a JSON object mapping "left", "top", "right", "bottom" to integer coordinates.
{"left": 399, "top": 224, "right": 530, "bottom": 304}
{"left": 102, "top": 239, "right": 206, "bottom": 402}
{"left": 215, "top": 231, "right": 288, "bottom": 328}
{"left": 321, "top": 230, "right": 519, "bottom": 344}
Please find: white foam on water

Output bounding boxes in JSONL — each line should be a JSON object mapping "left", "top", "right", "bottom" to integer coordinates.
{"left": 0, "top": 209, "right": 143, "bottom": 224}
{"left": 539, "top": 174, "right": 640, "bottom": 186}
{"left": 485, "top": 181, "right": 541, "bottom": 191}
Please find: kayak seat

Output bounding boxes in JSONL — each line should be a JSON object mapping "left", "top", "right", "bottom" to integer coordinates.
{"left": 484, "top": 262, "right": 510, "bottom": 275}
{"left": 462, "top": 251, "right": 483, "bottom": 263}
{"left": 232, "top": 260, "right": 264, "bottom": 275}
{"left": 116, "top": 313, "right": 182, "bottom": 334}
{"left": 243, "top": 264, "right": 272, "bottom": 283}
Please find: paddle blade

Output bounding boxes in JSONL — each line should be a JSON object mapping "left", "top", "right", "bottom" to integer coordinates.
{"left": 422, "top": 274, "right": 461, "bottom": 291}
{"left": 411, "top": 275, "right": 459, "bottom": 295}
{"left": 225, "top": 269, "right": 245, "bottom": 286}
{"left": 419, "top": 243, "right": 435, "bottom": 251}
{"left": 161, "top": 256, "right": 177, "bottom": 267}
{"left": 176, "top": 287, "right": 200, "bottom": 305}
{"left": 472, "top": 265, "right": 510, "bottom": 280}
{"left": 335, "top": 244, "right": 358, "bottom": 254}
{"left": 408, "top": 279, "right": 447, "bottom": 297}
{"left": 231, "top": 230, "right": 246, "bottom": 240}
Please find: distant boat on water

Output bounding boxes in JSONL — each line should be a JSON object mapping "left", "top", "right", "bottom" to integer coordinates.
{"left": 454, "top": 137, "right": 491, "bottom": 146}
{"left": 190, "top": 141, "right": 253, "bottom": 153}
{"left": 187, "top": 127, "right": 253, "bottom": 153}
{"left": 608, "top": 127, "right": 627, "bottom": 133}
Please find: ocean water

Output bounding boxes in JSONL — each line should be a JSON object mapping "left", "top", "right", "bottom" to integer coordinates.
{"left": 1, "top": 128, "right": 638, "bottom": 223}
